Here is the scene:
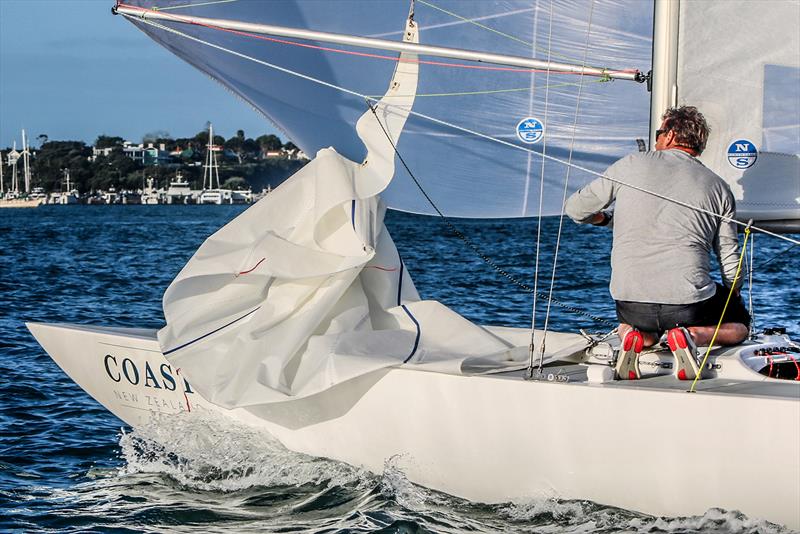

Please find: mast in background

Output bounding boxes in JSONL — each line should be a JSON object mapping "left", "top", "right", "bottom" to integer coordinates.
{"left": 202, "top": 123, "right": 221, "bottom": 191}
{"left": 649, "top": 0, "right": 680, "bottom": 149}
{"left": 21, "top": 129, "right": 32, "bottom": 193}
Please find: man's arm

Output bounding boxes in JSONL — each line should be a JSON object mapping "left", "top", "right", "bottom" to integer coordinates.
{"left": 713, "top": 193, "right": 743, "bottom": 291}
{"left": 565, "top": 172, "right": 618, "bottom": 225}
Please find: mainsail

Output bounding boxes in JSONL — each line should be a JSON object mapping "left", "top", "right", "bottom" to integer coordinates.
{"left": 673, "top": 0, "right": 800, "bottom": 224}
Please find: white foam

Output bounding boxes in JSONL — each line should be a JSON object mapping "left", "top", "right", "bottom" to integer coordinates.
{"left": 117, "top": 413, "right": 367, "bottom": 492}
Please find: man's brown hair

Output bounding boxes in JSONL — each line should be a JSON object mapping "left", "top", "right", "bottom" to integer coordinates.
{"left": 662, "top": 106, "right": 710, "bottom": 154}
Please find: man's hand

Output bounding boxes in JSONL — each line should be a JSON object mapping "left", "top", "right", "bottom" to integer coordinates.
{"left": 590, "top": 211, "right": 613, "bottom": 227}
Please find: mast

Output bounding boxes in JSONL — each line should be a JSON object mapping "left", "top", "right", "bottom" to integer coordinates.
{"left": 202, "top": 123, "right": 220, "bottom": 190}
{"left": 0, "top": 151, "right": 4, "bottom": 195}
{"left": 22, "top": 129, "right": 32, "bottom": 193}
{"left": 10, "top": 142, "right": 19, "bottom": 194}
{"left": 114, "top": 3, "right": 644, "bottom": 82}
{"left": 649, "top": 0, "right": 680, "bottom": 148}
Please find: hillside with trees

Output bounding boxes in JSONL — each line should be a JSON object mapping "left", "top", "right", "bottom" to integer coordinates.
{"left": 2, "top": 128, "right": 307, "bottom": 194}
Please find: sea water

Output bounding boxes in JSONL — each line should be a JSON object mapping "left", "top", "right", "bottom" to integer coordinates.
{"left": 1, "top": 205, "right": 797, "bottom": 533}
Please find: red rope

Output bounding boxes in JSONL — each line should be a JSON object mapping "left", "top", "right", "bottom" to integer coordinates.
{"left": 120, "top": 3, "right": 638, "bottom": 77}
{"left": 236, "top": 257, "right": 266, "bottom": 276}
{"left": 786, "top": 354, "right": 800, "bottom": 381}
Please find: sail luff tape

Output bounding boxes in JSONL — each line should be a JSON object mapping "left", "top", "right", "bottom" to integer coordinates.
{"left": 113, "top": 4, "right": 641, "bottom": 81}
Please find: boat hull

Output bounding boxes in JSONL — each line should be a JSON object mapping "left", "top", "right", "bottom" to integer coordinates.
{"left": 27, "top": 322, "right": 800, "bottom": 529}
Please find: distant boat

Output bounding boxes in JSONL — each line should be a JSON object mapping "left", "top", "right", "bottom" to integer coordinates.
{"left": 1, "top": 130, "right": 42, "bottom": 208}
{"left": 198, "top": 123, "right": 233, "bottom": 204}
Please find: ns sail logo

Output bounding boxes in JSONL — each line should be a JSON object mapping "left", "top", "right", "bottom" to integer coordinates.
{"left": 727, "top": 140, "right": 758, "bottom": 169}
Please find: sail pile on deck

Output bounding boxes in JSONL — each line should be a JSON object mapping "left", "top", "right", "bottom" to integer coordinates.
{"left": 157, "top": 19, "right": 520, "bottom": 407}
{"left": 119, "top": 0, "right": 652, "bottom": 218}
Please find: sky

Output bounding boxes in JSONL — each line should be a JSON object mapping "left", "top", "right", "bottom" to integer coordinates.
{"left": 0, "top": 0, "right": 276, "bottom": 148}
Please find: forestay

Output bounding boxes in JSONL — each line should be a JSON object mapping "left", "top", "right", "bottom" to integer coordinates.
{"left": 121, "top": 0, "right": 652, "bottom": 218}
{"left": 157, "top": 19, "right": 533, "bottom": 407}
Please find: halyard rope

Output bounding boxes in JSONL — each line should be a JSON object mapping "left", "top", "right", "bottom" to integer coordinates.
{"left": 120, "top": 10, "right": 800, "bottom": 250}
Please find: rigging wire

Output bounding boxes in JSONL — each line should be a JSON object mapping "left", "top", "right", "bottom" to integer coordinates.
{"left": 527, "top": 0, "right": 556, "bottom": 375}
{"left": 537, "top": 0, "right": 597, "bottom": 375}
{"left": 364, "top": 100, "right": 616, "bottom": 329}
{"left": 366, "top": 77, "right": 609, "bottom": 99}
{"left": 417, "top": 0, "right": 582, "bottom": 65}
{"left": 120, "top": 11, "right": 800, "bottom": 249}
{"left": 152, "top": 0, "right": 239, "bottom": 11}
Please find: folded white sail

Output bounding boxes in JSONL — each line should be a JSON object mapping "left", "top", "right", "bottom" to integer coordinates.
{"left": 157, "top": 20, "right": 514, "bottom": 407}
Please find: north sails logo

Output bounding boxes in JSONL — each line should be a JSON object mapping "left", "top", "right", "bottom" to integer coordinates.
{"left": 727, "top": 139, "right": 758, "bottom": 169}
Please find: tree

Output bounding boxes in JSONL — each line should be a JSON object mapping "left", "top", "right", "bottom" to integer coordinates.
{"left": 36, "top": 134, "right": 48, "bottom": 147}
{"left": 256, "top": 134, "right": 282, "bottom": 152}
{"left": 225, "top": 136, "right": 244, "bottom": 164}
{"left": 94, "top": 135, "right": 124, "bottom": 149}
{"left": 143, "top": 130, "right": 170, "bottom": 144}
{"left": 236, "top": 129, "right": 245, "bottom": 140}
{"left": 222, "top": 176, "right": 248, "bottom": 190}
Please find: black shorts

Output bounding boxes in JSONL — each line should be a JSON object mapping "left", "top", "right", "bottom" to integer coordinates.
{"left": 615, "top": 283, "right": 751, "bottom": 334}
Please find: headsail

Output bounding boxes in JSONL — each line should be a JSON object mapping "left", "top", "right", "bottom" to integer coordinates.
{"left": 117, "top": 0, "right": 652, "bottom": 218}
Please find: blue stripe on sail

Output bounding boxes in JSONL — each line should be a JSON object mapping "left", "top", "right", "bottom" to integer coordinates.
{"left": 163, "top": 306, "right": 261, "bottom": 356}
{"left": 351, "top": 199, "right": 356, "bottom": 229}
{"left": 401, "top": 304, "right": 421, "bottom": 363}
{"left": 397, "top": 254, "right": 421, "bottom": 363}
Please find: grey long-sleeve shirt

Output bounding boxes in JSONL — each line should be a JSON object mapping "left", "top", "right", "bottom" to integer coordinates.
{"left": 565, "top": 149, "right": 741, "bottom": 304}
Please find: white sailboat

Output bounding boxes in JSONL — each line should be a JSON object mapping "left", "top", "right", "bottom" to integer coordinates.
{"left": 1, "top": 131, "right": 42, "bottom": 208}
{"left": 29, "top": 0, "right": 799, "bottom": 528}
{"left": 198, "top": 123, "right": 233, "bottom": 204}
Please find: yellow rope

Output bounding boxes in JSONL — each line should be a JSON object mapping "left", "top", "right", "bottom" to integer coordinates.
{"left": 690, "top": 226, "right": 752, "bottom": 393}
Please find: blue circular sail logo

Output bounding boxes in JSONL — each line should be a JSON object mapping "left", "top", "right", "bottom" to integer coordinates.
{"left": 727, "top": 139, "right": 758, "bottom": 169}
{"left": 516, "top": 117, "right": 544, "bottom": 144}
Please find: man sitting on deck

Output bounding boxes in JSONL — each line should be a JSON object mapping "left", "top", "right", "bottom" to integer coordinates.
{"left": 564, "top": 106, "right": 750, "bottom": 381}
